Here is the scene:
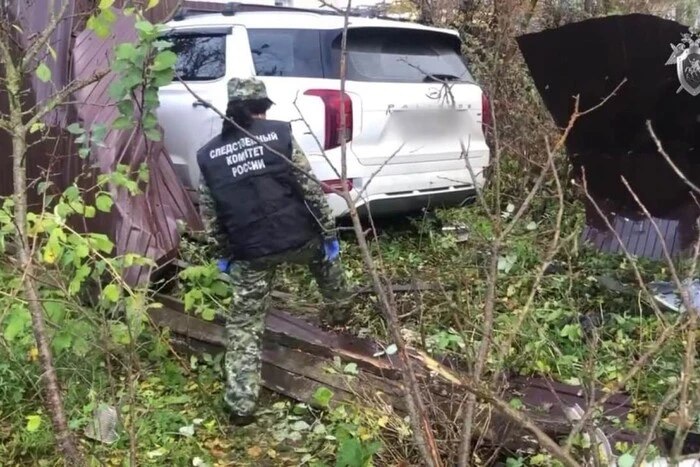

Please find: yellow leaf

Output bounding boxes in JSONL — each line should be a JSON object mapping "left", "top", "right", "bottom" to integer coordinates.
{"left": 147, "top": 0, "right": 159, "bottom": 9}
{"left": 28, "top": 347, "right": 39, "bottom": 361}
{"left": 247, "top": 446, "right": 262, "bottom": 458}
{"left": 267, "top": 449, "right": 277, "bottom": 459}
{"left": 43, "top": 247, "right": 56, "bottom": 264}
{"left": 377, "top": 416, "right": 389, "bottom": 428}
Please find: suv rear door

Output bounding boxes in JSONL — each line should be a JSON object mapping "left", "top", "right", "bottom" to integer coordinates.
{"left": 325, "top": 26, "right": 487, "bottom": 166}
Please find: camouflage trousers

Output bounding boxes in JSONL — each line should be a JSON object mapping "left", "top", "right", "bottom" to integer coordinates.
{"left": 223, "top": 237, "right": 351, "bottom": 417}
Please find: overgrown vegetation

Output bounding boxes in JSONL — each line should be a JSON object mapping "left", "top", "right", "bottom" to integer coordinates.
{"left": 2, "top": 0, "right": 700, "bottom": 466}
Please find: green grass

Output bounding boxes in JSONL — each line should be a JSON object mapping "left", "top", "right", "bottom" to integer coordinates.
{"left": 0, "top": 197, "right": 696, "bottom": 465}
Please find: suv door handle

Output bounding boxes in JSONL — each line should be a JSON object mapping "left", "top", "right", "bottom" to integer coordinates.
{"left": 192, "top": 100, "right": 210, "bottom": 108}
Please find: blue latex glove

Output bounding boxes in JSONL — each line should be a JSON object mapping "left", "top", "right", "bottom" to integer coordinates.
{"left": 323, "top": 238, "right": 340, "bottom": 262}
{"left": 217, "top": 259, "right": 231, "bottom": 273}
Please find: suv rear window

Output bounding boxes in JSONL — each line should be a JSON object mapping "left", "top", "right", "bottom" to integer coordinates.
{"left": 331, "top": 28, "right": 473, "bottom": 83}
{"left": 247, "top": 29, "right": 324, "bottom": 78}
{"left": 170, "top": 34, "right": 226, "bottom": 81}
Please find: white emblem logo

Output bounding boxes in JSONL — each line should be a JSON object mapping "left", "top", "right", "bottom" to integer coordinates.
{"left": 666, "top": 28, "right": 700, "bottom": 96}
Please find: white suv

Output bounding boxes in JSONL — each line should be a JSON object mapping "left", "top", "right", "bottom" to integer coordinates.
{"left": 157, "top": 3, "right": 490, "bottom": 217}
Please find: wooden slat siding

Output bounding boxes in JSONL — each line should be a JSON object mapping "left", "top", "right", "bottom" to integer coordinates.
{"left": 72, "top": 15, "right": 202, "bottom": 286}
{"left": 0, "top": 1, "right": 81, "bottom": 201}
{"left": 582, "top": 215, "right": 688, "bottom": 260}
{"left": 16, "top": 0, "right": 77, "bottom": 128}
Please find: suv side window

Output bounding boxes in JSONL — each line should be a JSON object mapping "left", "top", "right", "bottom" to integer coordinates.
{"left": 170, "top": 34, "right": 226, "bottom": 81}
{"left": 247, "top": 29, "right": 323, "bottom": 78}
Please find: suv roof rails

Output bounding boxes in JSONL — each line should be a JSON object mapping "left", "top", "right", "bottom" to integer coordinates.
{"left": 171, "top": 1, "right": 411, "bottom": 23}
{"left": 172, "top": 2, "right": 339, "bottom": 21}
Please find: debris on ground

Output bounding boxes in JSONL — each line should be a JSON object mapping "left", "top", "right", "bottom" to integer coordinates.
{"left": 649, "top": 278, "right": 700, "bottom": 314}
{"left": 84, "top": 404, "right": 119, "bottom": 444}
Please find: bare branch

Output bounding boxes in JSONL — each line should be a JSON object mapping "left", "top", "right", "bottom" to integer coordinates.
{"left": 20, "top": 0, "right": 71, "bottom": 72}
{"left": 26, "top": 69, "right": 110, "bottom": 130}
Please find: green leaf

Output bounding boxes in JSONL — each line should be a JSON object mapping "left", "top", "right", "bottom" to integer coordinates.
{"left": 142, "top": 112, "right": 158, "bottom": 130}
{"left": 108, "top": 81, "right": 126, "bottom": 100}
{"left": 117, "top": 99, "right": 134, "bottom": 119}
{"left": 89, "top": 233, "right": 114, "bottom": 253}
{"left": 152, "top": 50, "right": 177, "bottom": 71}
{"left": 52, "top": 332, "right": 73, "bottom": 352}
{"left": 201, "top": 307, "right": 216, "bottom": 321}
{"left": 26, "top": 415, "right": 42, "bottom": 432}
{"left": 145, "top": 128, "right": 161, "bottom": 142}
{"left": 66, "top": 123, "right": 83, "bottom": 135}
{"left": 72, "top": 335, "right": 90, "bottom": 357}
{"left": 110, "top": 322, "right": 130, "bottom": 345}
{"left": 63, "top": 185, "right": 80, "bottom": 202}
{"left": 115, "top": 43, "right": 137, "bottom": 62}
{"left": 75, "top": 244, "right": 90, "bottom": 258}
{"left": 112, "top": 116, "right": 133, "bottom": 130}
{"left": 617, "top": 454, "right": 634, "bottom": 467}
{"left": 44, "top": 302, "right": 65, "bottom": 322}
{"left": 3, "top": 307, "right": 30, "bottom": 341}
{"left": 36, "top": 63, "right": 51, "bottom": 82}
{"left": 152, "top": 39, "right": 173, "bottom": 50}
{"left": 152, "top": 68, "right": 175, "bottom": 87}
{"left": 103, "top": 284, "right": 120, "bottom": 302}
{"left": 29, "top": 122, "right": 45, "bottom": 134}
{"left": 144, "top": 88, "right": 160, "bottom": 106}
{"left": 69, "top": 264, "right": 91, "bottom": 295}
{"left": 335, "top": 438, "right": 363, "bottom": 467}
{"left": 101, "top": 7, "right": 116, "bottom": 24}
{"left": 95, "top": 194, "right": 114, "bottom": 213}
{"left": 343, "top": 363, "right": 359, "bottom": 375}
{"left": 98, "top": 0, "right": 114, "bottom": 9}
{"left": 312, "top": 387, "right": 334, "bottom": 408}
{"left": 87, "top": 15, "right": 110, "bottom": 38}
{"left": 134, "top": 20, "right": 155, "bottom": 35}
{"left": 91, "top": 124, "right": 107, "bottom": 144}
{"left": 78, "top": 147, "right": 90, "bottom": 159}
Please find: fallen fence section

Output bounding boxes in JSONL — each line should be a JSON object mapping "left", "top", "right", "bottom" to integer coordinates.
{"left": 149, "top": 293, "right": 642, "bottom": 453}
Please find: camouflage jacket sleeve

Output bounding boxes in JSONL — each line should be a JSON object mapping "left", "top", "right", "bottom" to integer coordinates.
{"left": 291, "top": 139, "right": 337, "bottom": 239}
{"left": 198, "top": 174, "right": 231, "bottom": 258}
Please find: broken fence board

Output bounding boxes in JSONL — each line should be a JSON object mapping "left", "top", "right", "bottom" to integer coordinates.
{"left": 150, "top": 294, "right": 645, "bottom": 451}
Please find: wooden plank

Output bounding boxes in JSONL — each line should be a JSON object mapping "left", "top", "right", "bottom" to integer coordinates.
{"left": 150, "top": 294, "right": 644, "bottom": 451}
{"left": 153, "top": 293, "right": 404, "bottom": 379}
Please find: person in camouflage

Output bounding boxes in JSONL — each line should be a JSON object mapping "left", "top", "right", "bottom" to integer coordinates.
{"left": 196, "top": 77, "right": 352, "bottom": 426}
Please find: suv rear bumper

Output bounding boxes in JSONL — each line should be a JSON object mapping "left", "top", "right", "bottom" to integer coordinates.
{"left": 326, "top": 167, "right": 485, "bottom": 217}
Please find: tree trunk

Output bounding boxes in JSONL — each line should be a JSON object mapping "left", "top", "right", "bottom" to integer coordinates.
{"left": 7, "top": 73, "right": 83, "bottom": 466}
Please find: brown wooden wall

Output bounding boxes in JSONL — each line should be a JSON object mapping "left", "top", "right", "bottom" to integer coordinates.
{"left": 0, "top": 0, "right": 215, "bottom": 285}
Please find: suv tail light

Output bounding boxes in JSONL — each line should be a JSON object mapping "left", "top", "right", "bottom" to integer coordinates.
{"left": 481, "top": 90, "right": 492, "bottom": 137}
{"left": 304, "top": 89, "right": 353, "bottom": 151}
{"left": 321, "top": 179, "right": 353, "bottom": 194}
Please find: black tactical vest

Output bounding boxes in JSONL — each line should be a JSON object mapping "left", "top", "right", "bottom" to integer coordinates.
{"left": 196, "top": 119, "right": 320, "bottom": 260}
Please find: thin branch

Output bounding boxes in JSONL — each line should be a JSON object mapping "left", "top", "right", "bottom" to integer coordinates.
{"left": 646, "top": 119, "right": 700, "bottom": 195}
{"left": 20, "top": 0, "right": 71, "bottom": 72}
{"left": 26, "top": 69, "right": 109, "bottom": 129}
